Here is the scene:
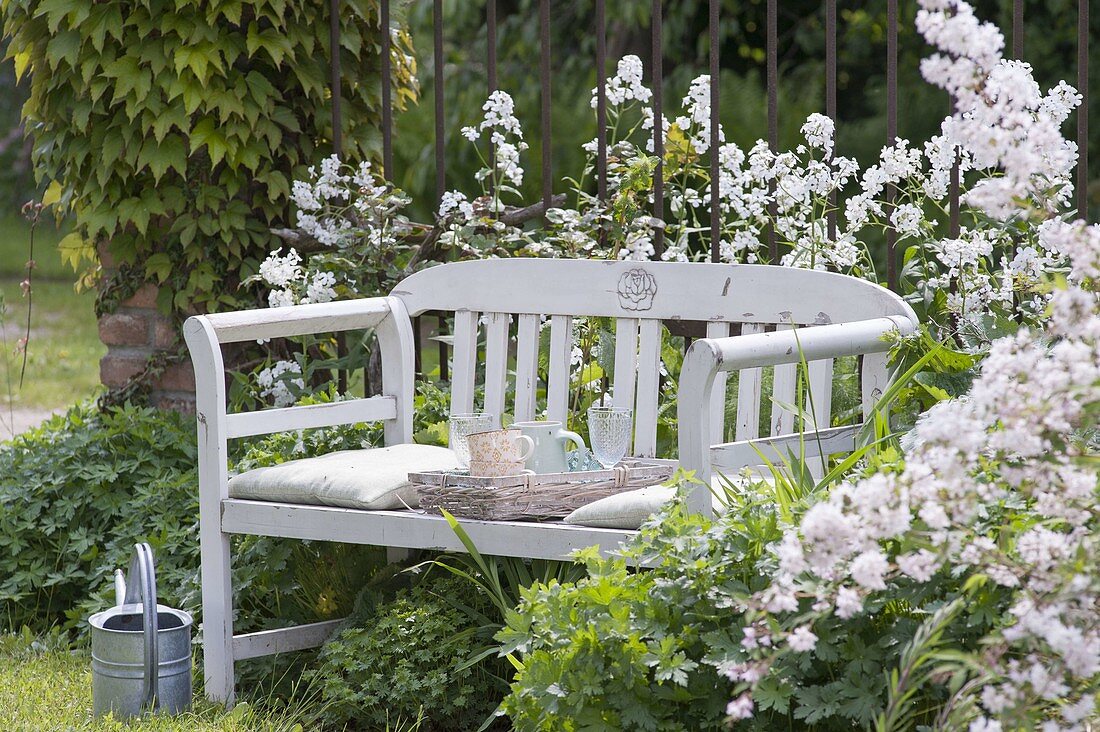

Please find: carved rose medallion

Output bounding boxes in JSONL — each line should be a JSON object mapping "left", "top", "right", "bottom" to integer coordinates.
{"left": 617, "top": 268, "right": 657, "bottom": 311}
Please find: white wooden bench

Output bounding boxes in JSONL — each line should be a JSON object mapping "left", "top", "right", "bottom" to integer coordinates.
{"left": 184, "top": 259, "right": 917, "bottom": 702}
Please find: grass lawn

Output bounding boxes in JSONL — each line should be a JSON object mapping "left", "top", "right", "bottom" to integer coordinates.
{"left": 0, "top": 634, "right": 309, "bottom": 731}
{"left": 0, "top": 214, "right": 103, "bottom": 431}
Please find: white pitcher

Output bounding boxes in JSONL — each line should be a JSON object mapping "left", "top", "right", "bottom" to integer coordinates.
{"left": 511, "top": 421, "right": 587, "bottom": 474}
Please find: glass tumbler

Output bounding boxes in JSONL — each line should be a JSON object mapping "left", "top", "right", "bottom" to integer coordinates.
{"left": 448, "top": 413, "right": 495, "bottom": 469}
{"left": 587, "top": 407, "right": 633, "bottom": 469}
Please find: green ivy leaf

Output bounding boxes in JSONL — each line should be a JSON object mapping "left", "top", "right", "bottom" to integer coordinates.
{"left": 45, "top": 29, "right": 82, "bottom": 69}
{"left": 189, "top": 117, "right": 229, "bottom": 166}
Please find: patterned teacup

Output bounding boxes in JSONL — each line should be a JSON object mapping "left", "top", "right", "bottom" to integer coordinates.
{"left": 468, "top": 459, "right": 534, "bottom": 478}
{"left": 466, "top": 428, "right": 534, "bottom": 475}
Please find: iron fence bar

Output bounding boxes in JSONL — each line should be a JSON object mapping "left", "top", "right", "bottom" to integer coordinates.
{"left": 413, "top": 315, "right": 422, "bottom": 377}
{"left": 766, "top": 0, "right": 778, "bottom": 262}
{"left": 329, "top": 0, "right": 348, "bottom": 394}
{"left": 652, "top": 0, "right": 665, "bottom": 256}
{"left": 381, "top": 0, "right": 393, "bottom": 178}
{"left": 540, "top": 0, "right": 552, "bottom": 213}
{"left": 826, "top": 0, "right": 837, "bottom": 241}
{"left": 596, "top": 0, "right": 608, "bottom": 202}
{"left": 1012, "top": 0, "right": 1023, "bottom": 59}
{"left": 434, "top": 0, "right": 445, "bottom": 203}
{"left": 709, "top": 0, "right": 720, "bottom": 262}
{"left": 329, "top": 0, "right": 343, "bottom": 155}
{"left": 487, "top": 0, "right": 497, "bottom": 93}
{"left": 885, "top": 0, "right": 898, "bottom": 290}
{"left": 950, "top": 95, "right": 960, "bottom": 239}
{"left": 434, "top": 0, "right": 448, "bottom": 383}
{"left": 950, "top": 158, "right": 960, "bottom": 237}
{"left": 1078, "top": 0, "right": 1089, "bottom": 220}
{"left": 487, "top": 0, "right": 497, "bottom": 205}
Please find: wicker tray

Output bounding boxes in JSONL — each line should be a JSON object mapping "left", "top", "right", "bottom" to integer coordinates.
{"left": 411, "top": 460, "right": 674, "bottom": 522}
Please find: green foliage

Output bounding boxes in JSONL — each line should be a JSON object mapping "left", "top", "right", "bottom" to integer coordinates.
{"left": 0, "top": 402, "right": 388, "bottom": 642}
{"left": 2, "top": 0, "right": 416, "bottom": 312}
{"left": 0, "top": 402, "right": 198, "bottom": 630}
{"left": 306, "top": 575, "right": 507, "bottom": 731}
{"left": 498, "top": 478, "right": 1002, "bottom": 731}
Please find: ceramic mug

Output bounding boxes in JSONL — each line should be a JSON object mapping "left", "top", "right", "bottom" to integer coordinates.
{"left": 466, "top": 428, "right": 534, "bottom": 466}
{"left": 511, "top": 421, "right": 587, "bottom": 474}
{"left": 468, "top": 459, "right": 534, "bottom": 478}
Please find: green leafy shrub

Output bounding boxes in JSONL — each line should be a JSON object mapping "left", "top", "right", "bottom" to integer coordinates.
{"left": 0, "top": 402, "right": 197, "bottom": 630}
{"left": 307, "top": 575, "right": 507, "bottom": 731}
{"left": 498, "top": 477, "right": 1002, "bottom": 731}
{"left": 2, "top": 0, "right": 416, "bottom": 311}
{"left": 0, "top": 402, "right": 387, "bottom": 640}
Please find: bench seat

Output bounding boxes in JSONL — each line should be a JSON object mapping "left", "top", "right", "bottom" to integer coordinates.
{"left": 221, "top": 499, "right": 638, "bottom": 561}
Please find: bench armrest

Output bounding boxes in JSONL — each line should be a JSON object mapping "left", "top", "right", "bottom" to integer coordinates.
{"left": 184, "top": 295, "right": 416, "bottom": 451}
{"left": 186, "top": 297, "right": 399, "bottom": 344}
{"left": 677, "top": 316, "right": 916, "bottom": 510}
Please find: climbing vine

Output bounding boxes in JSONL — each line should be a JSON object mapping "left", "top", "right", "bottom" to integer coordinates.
{"left": 3, "top": 0, "right": 417, "bottom": 314}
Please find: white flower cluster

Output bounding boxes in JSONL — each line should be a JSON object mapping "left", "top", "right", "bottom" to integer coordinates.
{"left": 713, "top": 122, "right": 862, "bottom": 271}
{"left": 438, "top": 190, "right": 475, "bottom": 224}
{"left": 745, "top": 257, "right": 1100, "bottom": 727}
{"left": 256, "top": 359, "right": 304, "bottom": 408}
{"left": 463, "top": 90, "right": 529, "bottom": 188}
{"left": 257, "top": 247, "right": 337, "bottom": 308}
{"left": 591, "top": 55, "right": 652, "bottom": 108}
{"left": 675, "top": 74, "right": 720, "bottom": 155}
{"left": 917, "top": 0, "right": 1081, "bottom": 218}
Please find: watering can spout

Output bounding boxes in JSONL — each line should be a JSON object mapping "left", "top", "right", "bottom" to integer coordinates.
{"left": 113, "top": 569, "right": 126, "bottom": 607}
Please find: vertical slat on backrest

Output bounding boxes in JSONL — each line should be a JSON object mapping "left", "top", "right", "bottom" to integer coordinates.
{"left": 514, "top": 314, "right": 540, "bottom": 422}
{"left": 806, "top": 355, "right": 835, "bottom": 483}
{"left": 806, "top": 358, "right": 835, "bottom": 431}
{"left": 450, "top": 310, "right": 479, "bottom": 415}
{"left": 771, "top": 323, "right": 797, "bottom": 436}
{"left": 546, "top": 315, "right": 572, "bottom": 423}
{"left": 483, "top": 313, "right": 510, "bottom": 426}
{"left": 613, "top": 318, "right": 639, "bottom": 410}
{"left": 735, "top": 323, "right": 765, "bottom": 441}
{"left": 861, "top": 351, "right": 890, "bottom": 421}
{"left": 706, "top": 322, "right": 730, "bottom": 444}
{"left": 633, "top": 319, "right": 661, "bottom": 457}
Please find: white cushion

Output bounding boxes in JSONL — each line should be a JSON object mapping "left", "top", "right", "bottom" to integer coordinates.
{"left": 228, "top": 444, "right": 459, "bottom": 510}
{"left": 562, "top": 473, "right": 772, "bottom": 529}
{"left": 563, "top": 485, "right": 677, "bottom": 529}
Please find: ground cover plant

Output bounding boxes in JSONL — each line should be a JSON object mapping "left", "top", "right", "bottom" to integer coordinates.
{"left": 306, "top": 574, "right": 508, "bottom": 731}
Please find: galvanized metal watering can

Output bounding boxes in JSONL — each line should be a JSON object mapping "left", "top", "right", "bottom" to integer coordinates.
{"left": 89, "top": 543, "right": 193, "bottom": 719}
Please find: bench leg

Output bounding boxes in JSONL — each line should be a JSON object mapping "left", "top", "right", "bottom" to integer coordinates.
{"left": 201, "top": 527, "right": 235, "bottom": 705}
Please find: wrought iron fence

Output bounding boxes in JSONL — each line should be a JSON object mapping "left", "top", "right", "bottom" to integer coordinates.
{"left": 325, "top": 0, "right": 1092, "bottom": 379}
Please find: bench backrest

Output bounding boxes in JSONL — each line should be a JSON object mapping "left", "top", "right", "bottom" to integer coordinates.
{"left": 391, "top": 260, "right": 916, "bottom": 457}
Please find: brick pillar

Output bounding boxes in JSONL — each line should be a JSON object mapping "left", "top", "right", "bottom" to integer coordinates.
{"left": 98, "top": 283, "right": 196, "bottom": 412}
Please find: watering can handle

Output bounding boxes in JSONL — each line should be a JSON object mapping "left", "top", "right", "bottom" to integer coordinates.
{"left": 123, "top": 543, "right": 159, "bottom": 711}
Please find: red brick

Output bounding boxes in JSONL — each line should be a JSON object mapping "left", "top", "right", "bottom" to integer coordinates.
{"left": 157, "top": 362, "right": 195, "bottom": 392}
{"left": 153, "top": 317, "right": 178, "bottom": 349}
{"left": 100, "top": 354, "right": 147, "bottom": 389}
{"left": 97, "top": 241, "right": 117, "bottom": 271}
{"left": 98, "top": 313, "right": 149, "bottom": 347}
{"left": 122, "top": 284, "right": 159, "bottom": 309}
